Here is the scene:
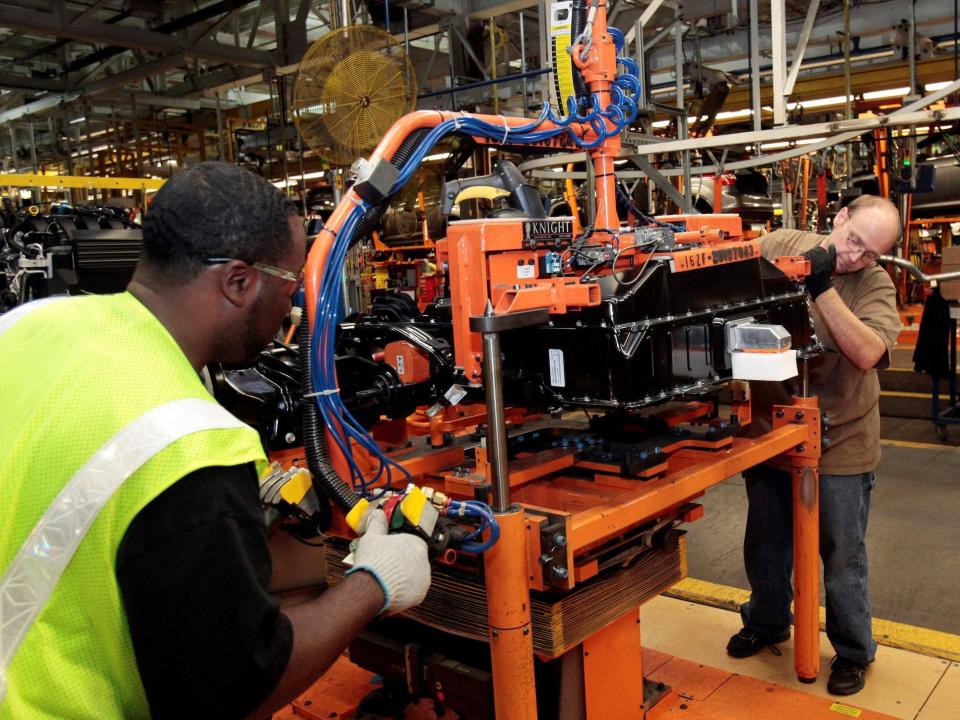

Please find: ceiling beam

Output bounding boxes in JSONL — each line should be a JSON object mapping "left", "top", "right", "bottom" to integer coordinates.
{"left": 0, "top": 74, "right": 68, "bottom": 91}
{"left": 69, "top": 0, "right": 111, "bottom": 25}
{"left": 0, "top": 7, "right": 276, "bottom": 68}
{"left": 0, "top": 53, "right": 189, "bottom": 123}
{"left": 82, "top": 53, "right": 187, "bottom": 93}
{"left": 96, "top": 89, "right": 230, "bottom": 111}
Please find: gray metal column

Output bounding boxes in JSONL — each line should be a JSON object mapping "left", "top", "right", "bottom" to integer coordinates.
{"left": 674, "top": 12, "right": 692, "bottom": 211}
{"left": 8, "top": 125, "right": 15, "bottom": 173}
{"left": 215, "top": 91, "right": 226, "bottom": 160}
{"left": 482, "top": 330, "right": 510, "bottom": 511}
{"left": 469, "top": 306, "right": 549, "bottom": 513}
{"left": 749, "top": 0, "right": 761, "bottom": 135}
{"left": 771, "top": 0, "right": 786, "bottom": 126}
{"left": 519, "top": 11, "right": 527, "bottom": 110}
{"left": 27, "top": 122, "right": 39, "bottom": 203}
{"left": 635, "top": 18, "right": 646, "bottom": 109}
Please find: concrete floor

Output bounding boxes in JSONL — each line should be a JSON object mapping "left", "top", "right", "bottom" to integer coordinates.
{"left": 684, "top": 416, "right": 960, "bottom": 635}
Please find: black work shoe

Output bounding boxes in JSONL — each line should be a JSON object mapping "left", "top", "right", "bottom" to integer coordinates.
{"left": 726, "top": 627, "right": 791, "bottom": 658}
{"left": 828, "top": 657, "right": 867, "bottom": 695}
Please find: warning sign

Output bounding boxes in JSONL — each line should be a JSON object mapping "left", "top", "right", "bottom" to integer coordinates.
{"left": 550, "top": 1, "right": 575, "bottom": 119}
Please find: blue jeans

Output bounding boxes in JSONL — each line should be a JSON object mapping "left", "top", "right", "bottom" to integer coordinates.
{"left": 740, "top": 466, "right": 877, "bottom": 665}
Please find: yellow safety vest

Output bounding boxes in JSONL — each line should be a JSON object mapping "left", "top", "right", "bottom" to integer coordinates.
{"left": 0, "top": 293, "right": 266, "bottom": 718}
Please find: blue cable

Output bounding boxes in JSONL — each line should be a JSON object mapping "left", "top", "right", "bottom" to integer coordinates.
{"left": 309, "top": 41, "right": 645, "bottom": 539}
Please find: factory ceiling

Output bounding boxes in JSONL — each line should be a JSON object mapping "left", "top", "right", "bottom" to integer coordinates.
{"left": 0, "top": 1, "right": 953, "bottom": 169}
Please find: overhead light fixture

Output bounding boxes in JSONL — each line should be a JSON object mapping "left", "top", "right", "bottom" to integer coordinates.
{"left": 68, "top": 115, "right": 87, "bottom": 125}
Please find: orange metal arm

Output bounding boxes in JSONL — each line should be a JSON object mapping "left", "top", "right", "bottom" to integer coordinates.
{"left": 571, "top": 0, "right": 621, "bottom": 231}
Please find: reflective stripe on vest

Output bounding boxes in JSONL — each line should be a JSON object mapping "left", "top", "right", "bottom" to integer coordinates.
{"left": 0, "top": 397, "right": 249, "bottom": 701}
{"left": 0, "top": 297, "right": 67, "bottom": 340}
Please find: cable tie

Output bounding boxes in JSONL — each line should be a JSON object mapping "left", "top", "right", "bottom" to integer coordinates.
{"left": 501, "top": 117, "right": 510, "bottom": 144}
{"left": 322, "top": 225, "right": 338, "bottom": 237}
{"left": 303, "top": 388, "right": 341, "bottom": 398}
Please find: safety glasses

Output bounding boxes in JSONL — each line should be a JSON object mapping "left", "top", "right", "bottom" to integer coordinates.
{"left": 202, "top": 256, "right": 303, "bottom": 297}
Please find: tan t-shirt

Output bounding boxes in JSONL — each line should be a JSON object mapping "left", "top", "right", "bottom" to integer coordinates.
{"left": 749, "top": 228, "right": 900, "bottom": 474}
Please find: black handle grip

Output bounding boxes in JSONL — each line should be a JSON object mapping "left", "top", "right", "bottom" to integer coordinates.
{"left": 441, "top": 160, "right": 546, "bottom": 219}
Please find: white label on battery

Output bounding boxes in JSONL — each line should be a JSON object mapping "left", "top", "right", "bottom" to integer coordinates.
{"left": 395, "top": 354, "right": 405, "bottom": 376}
{"left": 517, "top": 264, "right": 536, "bottom": 279}
{"left": 548, "top": 348, "right": 566, "bottom": 387}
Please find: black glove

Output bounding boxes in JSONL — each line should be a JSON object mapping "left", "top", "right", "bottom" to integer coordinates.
{"left": 801, "top": 244, "right": 837, "bottom": 300}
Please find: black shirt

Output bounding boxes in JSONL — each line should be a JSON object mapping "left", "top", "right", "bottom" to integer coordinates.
{"left": 117, "top": 464, "right": 293, "bottom": 719}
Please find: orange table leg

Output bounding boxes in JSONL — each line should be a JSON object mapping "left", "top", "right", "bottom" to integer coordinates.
{"left": 774, "top": 393, "right": 822, "bottom": 683}
{"left": 793, "top": 463, "right": 820, "bottom": 683}
{"left": 583, "top": 608, "right": 644, "bottom": 719}
{"left": 485, "top": 507, "right": 538, "bottom": 719}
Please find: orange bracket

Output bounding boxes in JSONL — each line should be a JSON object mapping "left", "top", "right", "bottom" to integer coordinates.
{"left": 770, "top": 398, "right": 821, "bottom": 467}
{"left": 773, "top": 255, "right": 811, "bottom": 282}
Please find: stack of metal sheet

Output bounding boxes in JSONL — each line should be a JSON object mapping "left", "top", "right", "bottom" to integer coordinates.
{"left": 323, "top": 534, "right": 686, "bottom": 658}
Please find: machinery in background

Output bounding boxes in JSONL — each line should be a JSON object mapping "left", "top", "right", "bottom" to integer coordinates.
{"left": 0, "top": 202, "right": 141, "bottom": 313}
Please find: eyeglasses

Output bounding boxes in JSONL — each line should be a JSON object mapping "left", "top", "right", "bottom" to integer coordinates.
{"left": 202, "top": 257, "right": 303, "bottom": 297}
{"left": 846, "top": 233, "right": 881, "bottom": 264}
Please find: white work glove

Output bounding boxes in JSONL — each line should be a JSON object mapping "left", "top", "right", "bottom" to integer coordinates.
{"left": 346, "top": 509, "right": 431, "bottom": 614}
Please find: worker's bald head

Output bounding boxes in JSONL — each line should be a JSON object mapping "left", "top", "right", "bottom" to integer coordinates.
{"left": 845, "top": 195, "right": 901, "bottom": 249}
{"left": 825, "top": 195, "right": 901, "bottom": 274}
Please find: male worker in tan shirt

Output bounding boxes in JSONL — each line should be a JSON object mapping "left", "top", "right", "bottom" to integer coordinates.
{"left": 726, "top": 195, "right": 902, "bottom": 696}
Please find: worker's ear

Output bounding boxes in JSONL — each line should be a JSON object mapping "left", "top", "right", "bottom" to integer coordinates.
{"left": 834, "top": 205, "right": 849, "bottom": 227}
{"left": 217, "top": 260, "right": 259, "bottom": 308}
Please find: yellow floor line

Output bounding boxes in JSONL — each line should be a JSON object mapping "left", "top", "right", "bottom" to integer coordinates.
{"left": 880, "top": 438, "right": 960, "bottom": 452}
{"left": 880, "top": 390, "right": 949, "bottom": 398}
{"left": 665, "top": 577, "right": 960, "bottom": 663}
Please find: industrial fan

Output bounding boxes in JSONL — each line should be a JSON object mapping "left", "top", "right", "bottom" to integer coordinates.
{"left": 292, "top": 25, "right": 418, "bottom": 166}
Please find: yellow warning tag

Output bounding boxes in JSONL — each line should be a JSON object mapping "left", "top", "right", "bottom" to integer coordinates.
{"left": 829, "top": 703, "right": 862, "bottom": 718}
{"left": 549, "top": 1, "right": 574, "bottom": 118}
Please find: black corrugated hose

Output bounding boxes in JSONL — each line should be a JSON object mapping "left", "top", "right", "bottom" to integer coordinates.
{"left": 300, "top": 128, "right": 432, "bottom": 509}
{"left": 570, "top": 0, "right": 591, "bottom": 107}
{"left": 297, "top": 304, "right": 360, "bottom": 519}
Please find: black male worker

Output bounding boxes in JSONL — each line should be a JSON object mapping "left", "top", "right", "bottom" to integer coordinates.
{"left": 726, "top": 195, "right": 902, "bottom": 696}
{"left": 0, "top": 162, "right": 431, "bottom": 718}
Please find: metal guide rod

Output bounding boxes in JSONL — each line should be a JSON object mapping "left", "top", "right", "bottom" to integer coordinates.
{"left": 481, "top": 328, "right": 511, "bottom": 513}
{"left": 470, "top": 307, "right": 548, "bottom": 513}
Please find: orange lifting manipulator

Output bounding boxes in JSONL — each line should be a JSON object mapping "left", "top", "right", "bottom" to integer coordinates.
{"left": 571, "top": 0, "right": 621, "bottom": 231}
{"left": 297, "top": 0, "right": 824, "bottom": 715}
